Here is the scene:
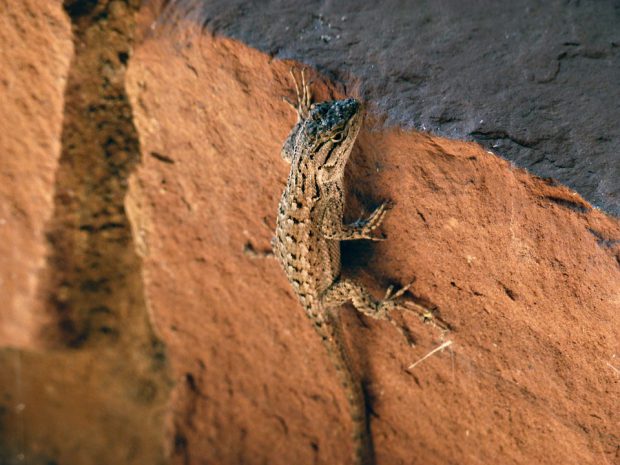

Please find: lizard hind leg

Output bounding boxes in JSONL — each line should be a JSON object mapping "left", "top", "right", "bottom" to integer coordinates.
{"left": 320, "top": 278, "right": 417, "bottom": 346}
{"left": 381, "top": 281, "right": 450, "bottom": 341}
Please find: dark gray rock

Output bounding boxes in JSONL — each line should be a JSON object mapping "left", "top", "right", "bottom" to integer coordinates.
{"left": 159, "top": 0, "right": 620, "bottom": 215}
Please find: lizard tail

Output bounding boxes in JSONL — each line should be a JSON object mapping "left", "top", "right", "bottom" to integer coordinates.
{"left": 316, "top": 313, "right": 374, "bottom": 465}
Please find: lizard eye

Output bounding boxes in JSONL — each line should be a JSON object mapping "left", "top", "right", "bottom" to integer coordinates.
{"left": 331, "top": 133, "right": 344, "bottom": 142}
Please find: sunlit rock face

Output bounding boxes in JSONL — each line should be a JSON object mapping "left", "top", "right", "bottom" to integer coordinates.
{"left": 0, "top": 1, "right": 618, "bottom": 465}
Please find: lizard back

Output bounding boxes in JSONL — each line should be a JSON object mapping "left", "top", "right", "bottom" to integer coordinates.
{"left": 274, "top": 98, "right": 362, "bottom": 319}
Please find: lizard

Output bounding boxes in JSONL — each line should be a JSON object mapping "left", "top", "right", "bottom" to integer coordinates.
{"left": 273, "top": 68, "right": 426, "bottom": 465}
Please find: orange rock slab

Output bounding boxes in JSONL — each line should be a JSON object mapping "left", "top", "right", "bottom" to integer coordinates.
{"left": 0, "top": 2, "right": 617, "bottom": 463}
{"left": 125, "top": 19, "right": 620, "bottom": 465}
{"left": 0, "top": 0, "right": 72, "bottom": 348}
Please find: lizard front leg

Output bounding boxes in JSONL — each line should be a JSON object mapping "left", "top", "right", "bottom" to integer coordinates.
{"left": 321, "top": 200, "right": 392, "bottom": 241}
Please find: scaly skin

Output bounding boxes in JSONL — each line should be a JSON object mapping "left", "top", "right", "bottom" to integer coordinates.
{"left": 274, "top": 69, "right": 415, "bottom": 465}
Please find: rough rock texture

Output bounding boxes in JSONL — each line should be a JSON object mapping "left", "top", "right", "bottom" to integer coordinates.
{"left": 0, "top": 1, "right": 619, "bottom": 465}
{"left": 0, "top": 2, "right": 171, "bottom": 464}
{"left": 0, "top": 0, "right": 73, "bottom": 348}
{"left": 124, "top": 14, "right": 619, "bottom": 465}
{"left": 159, "top": 0, "right": 620, "bottom": 216}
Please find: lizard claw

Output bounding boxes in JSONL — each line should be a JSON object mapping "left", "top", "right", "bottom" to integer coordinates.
{"left": 402, "top": 301, "right": 450, "bottom": 331}
{"left": 376, "top": 280, "right": 449, "bottom": 345}
{"left": 350, "top": 200, "right": 393, "bottom": 240}
{"left": 359, "top": 200, "right": 392, "bottom": 230}
{"left": 288, "top": 67, "right": 312, "bottom": 119}
{"left": 383, "top": 285, "right": 395, "bottom": 301}
{"left": 377, "top": 282, "right": 417, "bottom": 346}
{"left": 383, "top": 280, "right": 413, "bottom": 301}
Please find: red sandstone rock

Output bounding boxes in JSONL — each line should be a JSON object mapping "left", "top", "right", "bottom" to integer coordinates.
{"left": 0, "top": 2, "right": 617, "bottom": 465}
{"left": 0, "top": 0, "right": 72, "bottom": 348}
{"left": 125, "top": 22, "right": 620, "bottom": 465}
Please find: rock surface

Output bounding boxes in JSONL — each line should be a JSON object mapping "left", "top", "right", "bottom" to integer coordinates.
{"left": 0, "top": 0, "right": 72, "bottom": 348}
{"left": 125, "top": 12, "right": 619, "bottom": 465}
{"left": 0, "top": 2, "right": 171, "bottom": 464}
{"left": 0, "top": 1, "right": 619, "bottom": 465}
{"left": 159, "top": 0, "right": 620, "bottom": 216}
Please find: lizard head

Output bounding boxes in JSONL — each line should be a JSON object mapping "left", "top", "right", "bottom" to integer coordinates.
{"left": 304, "top": 98, "right": 363, "bottom": 184}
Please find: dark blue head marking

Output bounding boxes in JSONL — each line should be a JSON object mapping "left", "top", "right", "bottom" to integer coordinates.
{"left": 305, "top": 98, "right": 360, "bottom": 140}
